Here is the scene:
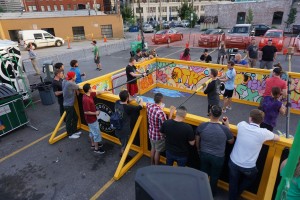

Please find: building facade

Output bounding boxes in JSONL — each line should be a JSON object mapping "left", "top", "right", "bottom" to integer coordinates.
{"left": 0, "top": 0, "right": 23, "bottom": 12}
{"left": 130, "top": 0, "right": 231, "bottom": 22}
{"left": 204, "top": 0, "right": 299, "bottom": 30}
{"left": 0, "top": 11, "right": 124, "bottom": 41}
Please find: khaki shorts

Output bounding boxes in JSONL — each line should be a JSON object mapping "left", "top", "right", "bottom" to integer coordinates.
{"left": 150, "top": 139, "right": 165, "bottom": 152}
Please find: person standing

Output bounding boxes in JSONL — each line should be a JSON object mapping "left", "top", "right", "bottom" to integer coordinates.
{"left": 54, "top": 62, "right": 64, "bottom": 71}
{"left": 146, "top": 93, "right": 175, "bottom": 165}
{"left": 92, "top": 40, "right": 102, "bottom": 71}
{"left": 228, "top": 109, "right": 280, "bottom": 200}
{"left": 126, "top": 57, "right": 146, "bottom": 99}
{"left": 62, "top": 71, "right": 82, "bottom": 139}
{"left": 219, "top": 61, "right": 236, "bottom": 113}
{"left": 259, "top": 39, "right": 277, "bottom": 69}
{"left": 69, "top": 60, "right": 85, "bottom": 84}
{"left": 200, "top": 49, "right": 212, "bottom": 63}
{"left": 52, "top": 69, "right": 64, "bottom": 117}
{"left": 115, "top": 90, "right": 143, "bottom": 157}
{"left": 203, "top": 68, "right": 221, "bottom": 116}
{"left": 196, "top": 105, "right": 234, "bottom": 196}
{"left": 27, "top": 43, "right": 40, "bottom": 75}
{"left": 82, "top": 83, "right": 109, "bottom": 154}
{"left": 134, "top": 48, "right": 144, "bottom": 62}
{"left": 247, "top": 38, "right": 258, "bottom": 68}
{"left": 179, "top": 48, "right": 191, "bottom": 61}
{"left": 160, "top": 106, "right": 195, "bottom": 167}
{"left": 263, "top": 67, "right": 287, "bottom": 98}
{"left": 217, "top": 42, "right": 227, "bottom": 65}
{"left": 261, "top": 87, "right": 286, "bottom": 131}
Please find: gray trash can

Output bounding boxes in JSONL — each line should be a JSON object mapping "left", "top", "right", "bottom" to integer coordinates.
{"left": 37, "top": 81, "right": 56, "bottom": 105}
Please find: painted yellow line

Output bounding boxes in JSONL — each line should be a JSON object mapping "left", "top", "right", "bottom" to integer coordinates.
{"left": 0, "top": 125, "right": 65, "bottom": 163}
{"left": 90, "top": 178, "right": 115, "bottom": 200}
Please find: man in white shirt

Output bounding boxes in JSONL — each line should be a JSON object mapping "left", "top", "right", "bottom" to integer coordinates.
{"left": 228, "top": 109, "right": 280, "bottom": 200}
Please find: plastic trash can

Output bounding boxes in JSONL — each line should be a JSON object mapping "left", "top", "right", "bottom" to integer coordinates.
{"left": 37, "top": 82, "right": 56, "bottom": 105}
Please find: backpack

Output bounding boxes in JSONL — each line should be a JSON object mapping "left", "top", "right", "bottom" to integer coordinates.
{"left": 110, "top": 101, "right": 124, "bottom": 130}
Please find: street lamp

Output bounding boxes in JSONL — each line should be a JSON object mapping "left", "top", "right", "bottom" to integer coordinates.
{"left": 138, "top": 0, "right": 145, "bottom": 50}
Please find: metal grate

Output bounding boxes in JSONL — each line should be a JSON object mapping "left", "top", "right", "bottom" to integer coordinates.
{"left": 101, "top": 24, "right": 113, "bottom": 38}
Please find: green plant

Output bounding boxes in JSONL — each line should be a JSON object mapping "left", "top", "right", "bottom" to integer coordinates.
{"left": 121, "top": 6, "right": 133, "bottom": 22}
{"left": 0, "top": 6, "right": 4, "bottom": 13}
{"left": 285, "top": 8, "right": 297, "bottom": 28}
{"left": 246, "top": 8, "right": 254, "bottom": 24}
{"left": 271, "top": 25, "right": 278, "bottom": 29}
{"left": 178, "top": 1, "right": 198, "bottom": 28}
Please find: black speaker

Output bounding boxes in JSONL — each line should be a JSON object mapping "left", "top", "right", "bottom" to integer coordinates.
{"left": 135, "top": 166, "right": 213, "bottom": 200}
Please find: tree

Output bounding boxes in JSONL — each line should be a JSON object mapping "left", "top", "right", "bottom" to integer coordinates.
{"left": 285, "top": 8, "right": 297, "bottom": 28}
{"left": 177, "top": 1, "right": 198, "bottom": 28}
{"left": 0, "top": 6, "right": 4, "bottom": 13}
{"left": 246, "top": 8, "right": 253, "bottom": 24}
{"left": 121, "top": 6, "right": 133, "bottom": 23}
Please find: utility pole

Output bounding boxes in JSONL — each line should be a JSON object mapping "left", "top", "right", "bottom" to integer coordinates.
{"left": 138, "top": 0, "right": 145, "bottom": 50}
{"left": 159, "top": 0, "right": 162, "bottom": 30}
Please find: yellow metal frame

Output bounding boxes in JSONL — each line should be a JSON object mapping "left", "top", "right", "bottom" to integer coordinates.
{"left": 49, "top": 58, "right": 297, "bottom": 199}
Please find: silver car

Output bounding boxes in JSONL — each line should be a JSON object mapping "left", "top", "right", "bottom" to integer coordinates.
{"left": 143, "top": 24, "right": 154, "bottom": 33}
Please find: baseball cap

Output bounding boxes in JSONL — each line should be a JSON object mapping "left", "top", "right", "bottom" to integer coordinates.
{"left": 204, "top": 49, "right": 208, "bottom": 52}
{"left": 91, "top": 40, "right": 97, "bottom": 44}
{"left": 66, "top": 71, "right": 76, "bottom": 80}
{"left": 273, "top": 67, "right": 282, "bottom": 75}
{"left": 268, "top": 38, "right": 272, "bottom": 42}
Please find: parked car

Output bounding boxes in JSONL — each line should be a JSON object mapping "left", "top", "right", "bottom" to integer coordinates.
{"left": 149, "top": 20, "right": 159, "bottom": 28}
{"left": 143, "top": 24, "right": 154, "bottom": 33}
{"left": 123, "top": 24, "right": 129, "bottom": 32}
{"left": 129, "top": 25, "right": 139, "bottom": 32}
{"left": 152, "top": 29, "right": 183, "bottom": 44}
{"left": 19, "top": 30, "right": 64, "bottom": 49}
{"left": 174, "top": 21, "right": 183, "bottom": 27}
{"left": 198, "top": 29, "right": 225, "bottom": 47}
{"left": 295, "top": 34, "right": 300, "bottom": 51}
{"left": 181, "top": 20, "right": 190, "bottom": 28}
{"left": 258, "top": 29, "right": 284, "bottom": 51}
{"left": 225, "top": 24, "right": 255, "bottom": 49}
{"left": 292, "top": 25, "right": 300, "bottom": 35}
{"left": 163, "top": 21, "right": 176, "bottom": 29}
{"left": 253, "top": 24, "right": 271, "bottom": 36}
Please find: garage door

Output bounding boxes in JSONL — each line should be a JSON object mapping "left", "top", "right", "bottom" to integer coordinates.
{"left": 101, "top": 25, "right": 113, "bottom": 38}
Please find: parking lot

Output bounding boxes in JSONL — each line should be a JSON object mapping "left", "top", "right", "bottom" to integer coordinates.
{"left": 0, "top": 37, "right": 299, "bottom": 200}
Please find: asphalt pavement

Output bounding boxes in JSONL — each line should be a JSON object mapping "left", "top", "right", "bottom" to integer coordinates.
{"left": 0, "top": 39, "right": 299, "bottom": 200}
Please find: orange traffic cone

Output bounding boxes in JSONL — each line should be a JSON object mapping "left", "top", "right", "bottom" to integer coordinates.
{"left": 283, "top": 48, "right": 288, "bottom": 55}
{"left": 104, "top": 35, "right": 107, "bottom": 43}
{"left": 137, "top": 34, "right": 141, "bottom": 41}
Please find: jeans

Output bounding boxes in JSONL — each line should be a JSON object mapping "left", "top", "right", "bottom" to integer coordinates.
{"left": 166, "top": 151, "right": 188, "bottom": 167}
{"left": 260, "top": 60, "right": 273, "bottom": 69}
{"left": 228, "top": 158, "right": 258, "bottom": 200}
{"left": 64, "top": 106, "right": 78, "bottom": 136}
{"left": 200, "top": 152, "right": 225, "bottom": 195}
{"left": 58, "top": 100, "right": 64, "bottom": 117}
{"left": 88, "top": 121, "right": 101, "bottom": 143}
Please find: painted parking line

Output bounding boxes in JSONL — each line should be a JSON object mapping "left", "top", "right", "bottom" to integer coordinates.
{"left": 0, "top": 125, "right": 65, "bottom": 163}
{"left": 90, "top": 178, "right": 115, "bottom": 200}
{"left": 164, "top": 48, "right": 185, "bottom": 58}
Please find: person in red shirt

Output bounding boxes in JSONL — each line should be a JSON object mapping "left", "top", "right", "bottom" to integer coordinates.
{"left": 179, "top": 48, "right": 191, "bottom": 61}
{"left": 82, "top": 83, "right": 110, "bottom": 154}
{"left": 263, "top": 67, "right": 287, "bottom": 97}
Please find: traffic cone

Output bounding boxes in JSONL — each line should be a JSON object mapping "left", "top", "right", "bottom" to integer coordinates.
{"left": 137, "top": 34, "right": 141, "bottom": 41}
{"left": 283, "top": 48, "right": 288, "bottom": 55}
{"left": 67, "top": 37, "right": 71, "bottom": 49}
{"left": 104, "top": 35, "right": 107, "bottom": 43}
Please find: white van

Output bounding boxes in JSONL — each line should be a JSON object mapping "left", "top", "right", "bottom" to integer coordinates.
{"left": 18, "top": 30, "right": 65, "bottom": 49}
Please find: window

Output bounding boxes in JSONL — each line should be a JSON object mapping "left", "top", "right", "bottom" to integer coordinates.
{"left": 170, "top": 6, "right": 177, "bottom": 12}
{"left": 194, "top": 6, "right": 199, "bottom": 11}
{"left": 136, "top": 7, "right": 143, "bottom": 13}
{"left": 32, "top": 6, "right": 37, "bottom": 11}
{"left": 72, "top": 26, "right": 85, "bottom": 40}
{"left": 41, "top": 28, "right": 55, "bottom": 36}
{"left": 101, "top": 25, "right": 113, "bottom": 38}
{"left": 54, "top": 5, "right": 58, "bottom": 11}
{"left": 43, "top": 33, "right": 54, "bottom": 39}
{"left": 158, "top": 7, "right": 167, "bottom": 12}
{"left": 41, "top": 6, "right": 45, "bottom": 11}
{"left": 60, "top": 5, "right": 64, "bottom": 11}
{"left": 201, "top": 5, "right": 204, "bottom": 11}
{"left": 272, "top": 11, "right": 283, "bottom": 25}
{"left": 34, "top": 33, "right": 43, "bottom": 40}
{"left": 8, "top": 30, "right": 21, "bottom": 42}
{"left": 47, "top": 5, "right": 51, "bottom": 11}
{"left": 148, "top": 7, "right": 156, "bottom": 12}
{"left": 28, "top": 6, "right": 33, "bottom": 12}
{"left": 67, "top": 4, "right": 71, "bottom": 10}
{"left": 236, "top": 12, "right": 246, "bottom": 24}
{"left": 231, "top": 26, "right": 249, "bottom": 34}
{"left": 73, "top": 5, "right": 77, "bottom": 10}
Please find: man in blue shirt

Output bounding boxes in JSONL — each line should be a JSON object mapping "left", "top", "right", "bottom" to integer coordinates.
{"left": 219, "top": 61, "right": 236, "bottom": 113}
{"left": 234, "top": 53, "right": 250, "bottom": 83}
{"left": 69, "top": 60, "right": 85, "bottom": 84}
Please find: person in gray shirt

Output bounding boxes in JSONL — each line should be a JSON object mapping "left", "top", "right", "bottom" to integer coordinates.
{"left": 247, "top": 38, "right": 258, "bottom": 68}
{"left": 195, "top": 105, "right": 234, "bottom": 196}
{"left": 27, "top": 43, "right": 40, "bottom": 75}
{"left": 63, "top": 71, "right": 81, "bottom": 139}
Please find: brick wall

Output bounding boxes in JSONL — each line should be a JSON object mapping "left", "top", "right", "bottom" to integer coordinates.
{"left": 204, "top": 0, "right": 294, "bottom": 30}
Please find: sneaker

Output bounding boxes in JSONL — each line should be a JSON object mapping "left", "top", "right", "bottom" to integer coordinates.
{"left": 226, "top": 106, "right": 232, "bottom": 110}
{"left": 74, "top": 131, "right": 82, "bottom": 136}
{"left": 94, "top": 148, "right": 105, "bottom": 154}
{"left": 69, "top": 134, "right": 80, "bottom": 139}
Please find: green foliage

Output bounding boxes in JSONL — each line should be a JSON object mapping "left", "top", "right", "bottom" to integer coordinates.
{"left": 246, "top": 8, "right": 254, "bottom": 24}
{"left": 0, "top": 6, "right": 4, "bottom": 13}
{"left": 121, "top": 6, "right": 133, "bottom": 22}
{"left": 177, "top": 1, "right": 198, "bottom": 28}
{"left": 285, "top": 8, "right": 297, "bottom": 27}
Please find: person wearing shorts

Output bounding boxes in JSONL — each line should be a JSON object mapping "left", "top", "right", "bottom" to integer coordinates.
{"left": 82, "top": 83, "right": 110, "bottom": 154}
{"left": 92, "top": 40, "right": 102, "bottom": 71}
{"left": 219, "top": 61, "right": 236, "bottom": 113}
{"left": 146, "top": 93, "right": 175, "bottom": 165}
{"left": 125, "top": 57, "right": 146, "bottom": 99}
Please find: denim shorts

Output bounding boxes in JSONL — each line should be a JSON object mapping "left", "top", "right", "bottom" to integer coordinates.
{"left": 88, "top": 121, "right": 102, "bottom": 143}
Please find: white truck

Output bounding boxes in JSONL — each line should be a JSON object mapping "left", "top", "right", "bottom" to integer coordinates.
{"left": 18, "top": 30, "right": 65, "bottom": 49}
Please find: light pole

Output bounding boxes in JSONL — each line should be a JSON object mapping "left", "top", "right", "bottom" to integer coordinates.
{"left": 138, "top": 0, "right": 145, "bottom": 50}
{"left": 159, "top": 0, "right": 162, "bottom": 30}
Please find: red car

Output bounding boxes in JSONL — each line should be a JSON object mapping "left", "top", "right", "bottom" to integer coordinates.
{"left": 152, "top": 29, "right": 183, "bottom": 44}
{"left": 198, "top": 29, "right": 225, "bottom": 47}
{"left": 259, "top": 29, "right": 284, "bottom": 51}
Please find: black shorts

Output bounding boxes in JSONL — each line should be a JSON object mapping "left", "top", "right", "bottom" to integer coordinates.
{"left": 223, "top": 89, "right": 234, "bottom": 98}
{"left": 94, "top": 57, "right": 100, "bottom": 64}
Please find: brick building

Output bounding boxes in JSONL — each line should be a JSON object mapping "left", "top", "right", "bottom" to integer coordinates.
{"left": 204, "top": 0, "right": 299, "bottom": 30}
{"left": 22, "top": 0, "right": 114, "bottom": 12}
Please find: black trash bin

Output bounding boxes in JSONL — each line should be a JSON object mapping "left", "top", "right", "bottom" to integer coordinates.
{"left": 37, "top": 81, "right": 56, "bottom": 105}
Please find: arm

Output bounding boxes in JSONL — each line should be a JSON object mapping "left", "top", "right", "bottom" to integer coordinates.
{"left": 203, "top": 82, "right": 213, "bottom": 94}
{"left": 95, "top": 90, "right": 111, "bottom": 95}
{"left": 55, "top": 91, "right": 63, "bottom": 96}
{"left": 282, "top": 88, "right": 287, "bottom": 98}
{"left": 222, "top": 118, "right": 235, "bottom": 144}
{"left": 279, "top": 104, "right": 286, "bottom": 115}
{"left": 219, "top": 76, "right": 229, "bottom": 82}
{"left": 168, "top": 106, "right": 176, "bottom": 119}
{"left": 84, "top": 110, "right": 100, "bottom": 116}
{"left": 130, "top": 72, "right": 145, "bottom": 77}
{"left": 280, "top": 159, "right": 287, "bottom": 172}
{"left": 274, "top": 52, "right": 277, "bottom": 60}
{"left": 195, "top": 135, "right": 200, "bottom": 151}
